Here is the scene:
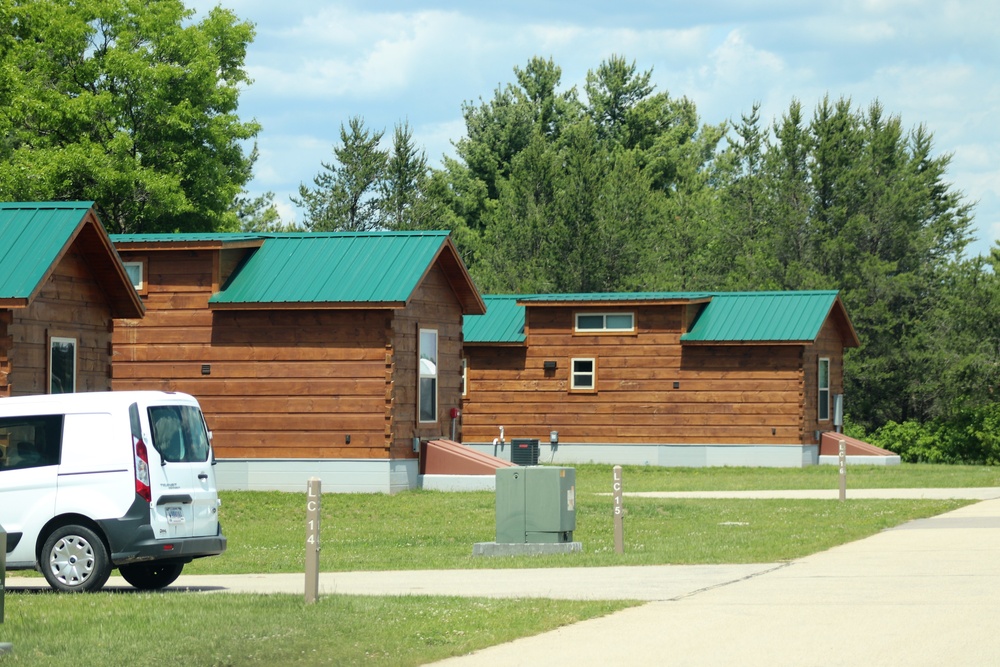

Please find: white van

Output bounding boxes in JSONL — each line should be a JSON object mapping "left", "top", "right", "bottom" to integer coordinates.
{"left": 0, "top": 391, "right": 226, "bottom": 592}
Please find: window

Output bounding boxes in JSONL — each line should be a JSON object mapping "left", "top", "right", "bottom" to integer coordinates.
{"left": 148, "top": 405, "right": 211, "bottom": 463}
{"left": 419, "top": 329, "right": 438, "bottom": 423}
{"left": 0, "top": 415, "right": 63, "bottom": 471}
{"left": 49, "top": 337, "right": 76, "bottom": 394}
{"left": 575, "top": 312, "right": 634, "bottom": 333}
{"left": 571, "top": 358, "right": 596, "bottom": 391}
{"left": 818, "top": 358, "right": 830, "bottom": 421}
{"left": 122, "top": 258, "right": 148, "bottom": 295}
{"left": 461, "top": 358, "right": 468, "bottom": 396}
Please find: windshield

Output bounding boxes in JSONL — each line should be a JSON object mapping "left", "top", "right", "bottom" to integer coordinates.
{"left": 148, "top": 405, "right": 211, "bottom": 463}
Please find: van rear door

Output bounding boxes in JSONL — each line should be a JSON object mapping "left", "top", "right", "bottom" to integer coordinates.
{"left": 143, "top": 402, "right": 219, "bottom": 540}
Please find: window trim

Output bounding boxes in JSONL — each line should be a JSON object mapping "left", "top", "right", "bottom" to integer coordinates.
{"left": 574, "top": 311, "right": 635, "bottom": 334}
{"left": 461, "top": 357, "right": 468, "bottom": 397}
{"left": 818, "top": 357, "right": 831, "bottom": 422}
{"left": 48, "top": 335, "right": 77, "bottom": 394}
{"left": 418, "top": 328, "right": 439, "bottom": 423}
{"left": 570, "top": 357, "right": 597, "bottom": 393}
{"left": 122, "top": 258, "right": 148, "bottom": 296}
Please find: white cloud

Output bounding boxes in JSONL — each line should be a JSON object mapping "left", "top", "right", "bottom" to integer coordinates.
{"left": 212, "top": 1, "right": 999, "bottom": 255}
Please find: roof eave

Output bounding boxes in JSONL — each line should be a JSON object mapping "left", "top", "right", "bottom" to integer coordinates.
{"left": 208, "top": 300, "right": 406, "bottom": 311}
{"left": 112, "top": 239, "right": 266, "bottom": 252}
{"left": 76, "top": 210, "right": 145, "bottom": 319}
{"left": 463, "top": 339, "right": 527, "bottom": 347}
{"left": 519, "top": 297, "right": 712, "bottom": 308}
{"left": 832, "top": 296, "right": 862, "bottom": 348}
{"left": 680, "top": 339, "right": 811, "bottom": 346}
{"left": 428, "top": 237, "right": 486, "bottom": 315}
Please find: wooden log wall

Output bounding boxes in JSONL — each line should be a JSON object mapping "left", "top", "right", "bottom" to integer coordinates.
{"left": 463, "top": 304, "right": 817, "bottom": 446}
{"left": 112, "top": 249, "right": 394, "bottom": 459}
{"left": 0, "top": 310, "right": 11, "bottom": 397}
{"left": 389, "top": 264, "right": 466, "bottom": 459}
{"left": 8, "top": 250, "right": 114, "bottom": 396}
{"left": 802, "top": 317, "right": 846, "bottom": 441}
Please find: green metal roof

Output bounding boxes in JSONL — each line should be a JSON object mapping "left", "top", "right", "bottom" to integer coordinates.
{"left": 682, "top": 291, "right": 843, "bottom": 342}
{"left": 518, "top": 292, "right": 714, "bottom": 303}
{"left": 111, "top": 232, "right": 264, "bottom": 244}
{"left": 463, "top": 296, "right": 527, "bottom": 344}
{"left": 209, "top": 231, "right": 453, "bottom": 306}
{"left": 464, "top": 290, "right": 854, "bottom": 345}
{"left": 0, "top": 201, "right": 95, "bottom": 301}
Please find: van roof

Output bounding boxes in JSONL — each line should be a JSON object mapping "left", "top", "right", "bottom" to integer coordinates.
{"left": 0, "top": 391, "right": 200, "bottom": 413}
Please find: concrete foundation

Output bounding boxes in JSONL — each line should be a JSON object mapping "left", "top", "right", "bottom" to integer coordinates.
{"left": 214, "top": 458, "right": 418, "bottom": 493}
{"left": 420, "top": 474, "right": 496, "bottom": 492}
{"left": 212, "top": 442, "right": 897, "bottom": 494}
{"left": 472, "top": 542, "right": 583, "bottom": 557}
{"left": 467, "top": 442, "right": 821, "bottom": 468}
{"left": 819, "top": 454, "right": 901, "bottom": 466}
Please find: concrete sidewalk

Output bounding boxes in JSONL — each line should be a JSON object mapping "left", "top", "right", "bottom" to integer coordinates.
{"left": 5, "top": 564, "right": 786, "bottom": 601}
{"left": 435, "top": 496, "right": 1000, "bottom": 666}
{"left": 621, "top": 486, "right": 1000, "bottom": 500}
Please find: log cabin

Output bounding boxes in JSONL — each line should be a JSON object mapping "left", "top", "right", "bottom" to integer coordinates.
{"left": 111, "top": 231, "right": 485, "bottom": 492}
{"left": 0, "top": 202, "right": 143, "bottom": 399}
{"left": 461, "top": 291, "right": 862, "bottom": 467}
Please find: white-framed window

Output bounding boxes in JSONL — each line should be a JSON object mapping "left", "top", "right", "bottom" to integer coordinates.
{"left": 461, "top": 358, "right": 468, "bottom": 396}
{"left": 122, "top": 258, "right": 148, "bottom": 295}
{"left": 575, "top": 312, "right": 634, "bottom": 333}
{"left": 49, "top": 336, "right": 77, "bottom": 394}
{"left": 419, "top": 329, "right": 438, "bottom": 423}
{"left": 818, "top": 357, "right": 830, "bottom": 421}
{"left": 571, "top": 358, "right": 596, "bottom": 392}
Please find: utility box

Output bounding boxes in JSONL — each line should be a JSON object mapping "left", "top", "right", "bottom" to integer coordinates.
{"left": 510, "top": 438, "right": 540, "bottom": 465}
{"left": 496, "top": 466, "right": 575, "bottom": 543}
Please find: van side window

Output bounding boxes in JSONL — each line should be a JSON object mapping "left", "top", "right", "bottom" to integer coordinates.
{"left": 0, "top": 415, "right": 63, "bottom": 471}
{"left": 148, "top": 406, "right": 210, "bottom": 463}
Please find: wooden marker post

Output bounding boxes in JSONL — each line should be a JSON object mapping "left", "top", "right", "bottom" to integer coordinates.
{"left": 305, "top": 478, "right": 322, "bottom": 604}
{"left": 613, "top": 466, "right": 625, "bottom": 554}
{"left": 838, "top": 439, "right": 847, "bottom": 501}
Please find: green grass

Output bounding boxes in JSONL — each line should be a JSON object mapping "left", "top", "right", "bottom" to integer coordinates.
{"left": 0, "top": 592, "right": 632, "bottom": 666}
{"left": 572, "top": 462, "right": 1000, "bottom": 493}
{"left": 182, "top": 461, "right": 981, "bottom": 574}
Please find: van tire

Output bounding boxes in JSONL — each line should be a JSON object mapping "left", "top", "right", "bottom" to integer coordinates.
{"left": 41, "top": 525, "right": 112, "bottom": 593}
{"left": 118, "top": 562, "right": 184, "bottom": 590}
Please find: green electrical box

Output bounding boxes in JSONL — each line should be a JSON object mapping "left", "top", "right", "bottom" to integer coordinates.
{"left": 496, "top": 466, "right": 575, "bottom": 543}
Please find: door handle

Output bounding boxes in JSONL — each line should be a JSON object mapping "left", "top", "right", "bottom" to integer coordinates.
{"left": 198, "top": 473, "right": 209, "bottom": 481}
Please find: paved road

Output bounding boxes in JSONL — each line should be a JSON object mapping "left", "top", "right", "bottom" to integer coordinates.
{"left": 6, "top": 488, "right": 1000, "bottom": 665}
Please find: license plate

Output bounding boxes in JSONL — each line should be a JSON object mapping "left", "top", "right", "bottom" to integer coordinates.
{"left": 166, "top": 506, "right": 185, "bottom": 524}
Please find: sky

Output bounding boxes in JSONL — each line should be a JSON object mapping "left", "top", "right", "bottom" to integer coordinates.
{"left": 189, "top": 0, "right": 1000, "bottom": 257}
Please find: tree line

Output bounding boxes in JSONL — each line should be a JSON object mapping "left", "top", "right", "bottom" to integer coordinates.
{"left": 3, "top": 1, "right": 998, "bottom": 459}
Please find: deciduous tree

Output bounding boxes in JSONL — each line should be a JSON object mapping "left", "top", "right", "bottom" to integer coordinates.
{"left": 0, "top": 0, "right": 260, "bottom": 233}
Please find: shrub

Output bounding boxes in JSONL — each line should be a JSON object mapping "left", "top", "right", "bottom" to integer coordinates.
{"left": 868, "top": 404, "right": 1000, "bottom": 465}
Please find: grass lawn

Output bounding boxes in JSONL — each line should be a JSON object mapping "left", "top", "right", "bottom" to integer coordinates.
{"left": 0, "top": 592, "right": 633, "bottom": 666}
{"left": 574, "top": 462, "right": 1000, "bottom": 493}
{"left": 181, "top": 462, "right": 983, "bottom": 574}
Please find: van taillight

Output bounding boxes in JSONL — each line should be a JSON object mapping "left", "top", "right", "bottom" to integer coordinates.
{"left": 134, "top": 438, "right": 151, "bottom": 502}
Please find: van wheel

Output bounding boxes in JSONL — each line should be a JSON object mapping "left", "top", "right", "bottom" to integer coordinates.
{"left": 41, "top": 525, "right": 112, "bottom": 593}
{"left": 118, "top": 562, "right": 184, "bottom": 590}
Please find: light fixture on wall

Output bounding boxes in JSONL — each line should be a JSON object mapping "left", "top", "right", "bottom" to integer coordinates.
{"left": 543, "top": 360, "right": 557, "bottom": 371}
